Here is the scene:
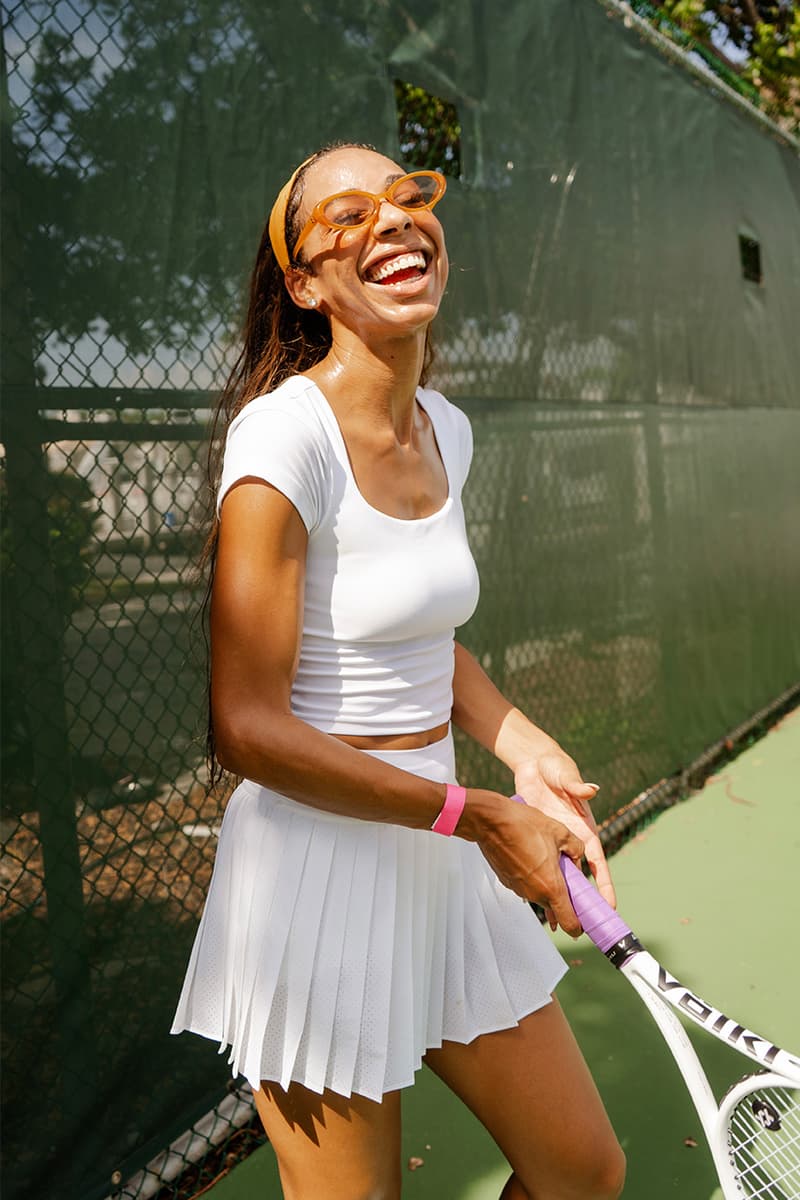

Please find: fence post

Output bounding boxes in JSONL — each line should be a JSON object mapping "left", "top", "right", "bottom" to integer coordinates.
{"left": 1, "top": 74, "right": 97, "bottom": 1170}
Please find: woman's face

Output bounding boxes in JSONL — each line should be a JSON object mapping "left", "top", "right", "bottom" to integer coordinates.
{"left": 287, "top": 147, "right": 449, "bottom": 341}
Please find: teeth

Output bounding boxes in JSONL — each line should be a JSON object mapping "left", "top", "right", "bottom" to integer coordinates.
{"left": 366, "top": 252, "right": 426, "bottom": 282}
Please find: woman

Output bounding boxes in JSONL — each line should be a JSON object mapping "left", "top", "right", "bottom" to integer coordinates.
{"left": 172, "top": 142, "right": 625, "bottom": 1200}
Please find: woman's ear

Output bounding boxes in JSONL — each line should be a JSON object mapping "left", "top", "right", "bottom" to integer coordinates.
{"left": 284, "top": 266, "right": 319, "bottom": 312}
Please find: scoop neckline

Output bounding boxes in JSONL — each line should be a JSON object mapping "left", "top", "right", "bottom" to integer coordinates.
{"left": 303, "top": 377, "right": 453, "bottom": 525}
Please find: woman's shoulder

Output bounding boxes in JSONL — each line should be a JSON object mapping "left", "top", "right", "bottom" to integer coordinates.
{"left": 417, "top": 384, "right": 471, "bottom": 429}
{"left": 218, "top": 376, "right": 331, "bottom": 530}
{"left": 417, "top": 386, "right": 473, "bottom": 468}
{"left": 228, "top": 375, "right": 326, "bottom": 439}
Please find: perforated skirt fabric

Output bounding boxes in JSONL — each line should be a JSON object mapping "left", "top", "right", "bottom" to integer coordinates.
{"left": 170, "top": 734, "right": 568, "bottom": 1101}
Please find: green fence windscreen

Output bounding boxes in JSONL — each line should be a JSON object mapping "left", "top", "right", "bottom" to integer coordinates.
{"left": 2, "top": 2, "right": 798, "bottom": 1199}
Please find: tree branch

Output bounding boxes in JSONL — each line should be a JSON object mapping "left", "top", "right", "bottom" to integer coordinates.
{"left": 740, "top": 0, "right": 761, "bottom": 32}
{"left": 688, "top": 29, "right": 747, "bottom": 75}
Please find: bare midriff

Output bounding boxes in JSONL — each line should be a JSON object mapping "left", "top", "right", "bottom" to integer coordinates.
{"left": 333, "top": 720, "right": 450, "bottom": 751}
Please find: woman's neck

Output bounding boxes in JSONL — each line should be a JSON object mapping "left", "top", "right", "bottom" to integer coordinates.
{"left": 307, "top": 330, "right": 427, "bottom": 440}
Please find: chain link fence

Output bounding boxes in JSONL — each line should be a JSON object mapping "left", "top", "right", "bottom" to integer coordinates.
{"left": 1, "top": 391, "right": 225, "bottom": 1200}
{"left": 2, "top": 2, "right": 799, "bottom": 1199}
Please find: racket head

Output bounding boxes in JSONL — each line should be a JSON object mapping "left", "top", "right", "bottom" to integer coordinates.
{"left": 716, "top": 1073, "right": 800, "bottom": 1198}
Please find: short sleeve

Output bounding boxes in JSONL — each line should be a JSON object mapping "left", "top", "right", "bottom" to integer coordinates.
{"left": 217, "top": 398, "right": 328, "bottom": 532}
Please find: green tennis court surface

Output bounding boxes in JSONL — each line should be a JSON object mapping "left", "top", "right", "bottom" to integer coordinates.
{"left": 208, "top": 706, "right": 799, "bottom": 1199}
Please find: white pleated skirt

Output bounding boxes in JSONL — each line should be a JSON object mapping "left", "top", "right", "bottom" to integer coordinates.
{"left": 170, "top": 733, "right": 567, "bottom": 1102}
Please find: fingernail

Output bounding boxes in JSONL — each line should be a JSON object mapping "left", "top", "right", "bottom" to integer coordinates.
{"left": 585, "top": 783, "right": 600, "bottom": 791}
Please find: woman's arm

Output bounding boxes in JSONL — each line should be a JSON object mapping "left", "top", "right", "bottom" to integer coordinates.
{"left": 210, "top": 480, "right": 586, "bottom": 933}
{"left": 452, "top": 641, "right": 615, "bottom": 909}
{"left": 211, "top": 479, "right": 445, "bottom": 829}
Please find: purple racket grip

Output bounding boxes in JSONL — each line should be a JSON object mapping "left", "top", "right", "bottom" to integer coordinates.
{"left": 559, "top": 856, "right": 632, "bottom": 952}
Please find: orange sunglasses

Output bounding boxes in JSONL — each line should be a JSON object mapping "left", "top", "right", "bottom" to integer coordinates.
{"left": 291, "top": 170, "right": 447, "bottom": 262}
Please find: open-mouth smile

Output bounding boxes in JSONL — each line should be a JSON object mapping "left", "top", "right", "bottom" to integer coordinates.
{"left": 363, "top": 250, "right": 430, "bottom": 286}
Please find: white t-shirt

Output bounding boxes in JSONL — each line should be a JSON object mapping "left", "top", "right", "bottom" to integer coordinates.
{"left": 218, "top": 375, "right": 480, "bottom": 735}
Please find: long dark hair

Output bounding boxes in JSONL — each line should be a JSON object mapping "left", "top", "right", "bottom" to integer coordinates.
{"left": 202, "top": 141, "right": 436, "bottom": 779}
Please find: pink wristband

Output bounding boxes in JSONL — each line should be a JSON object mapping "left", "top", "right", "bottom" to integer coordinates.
{"left": 431, "top": 785, "right": 467, "bottom": 836}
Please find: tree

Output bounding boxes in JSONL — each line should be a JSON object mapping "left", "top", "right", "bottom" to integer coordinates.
{"left": 7, "top": 0, "right": 419, "bottom": 363}
{"left": 639, "top": 1, "right": 799, "bottom": 133}
{"left": 393, "top": 79, "right": 462, "bottom": 176}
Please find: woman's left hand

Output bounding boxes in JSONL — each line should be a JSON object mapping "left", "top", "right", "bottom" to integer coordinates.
{"left": 513, "top": 753, "right": 615, "bottom": 928}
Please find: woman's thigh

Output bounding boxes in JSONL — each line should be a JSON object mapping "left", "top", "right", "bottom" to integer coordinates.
{"left": 253, "top": 1079, "right": 402, "bottom": 1200}
{"left": 424, "top": 997, "right": 625, "bottom": 1200}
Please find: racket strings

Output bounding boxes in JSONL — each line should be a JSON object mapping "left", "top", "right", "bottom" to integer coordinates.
{"left": 729, "top": 1086, "right": 800, "bottom": 1199}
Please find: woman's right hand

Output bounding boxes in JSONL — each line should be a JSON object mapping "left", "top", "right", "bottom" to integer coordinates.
{"left": 462, "top": 790, "right": 585, "bottom": 937}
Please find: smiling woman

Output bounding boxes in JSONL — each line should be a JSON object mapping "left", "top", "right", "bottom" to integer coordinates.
{"left": 170, "top": 142, "right": 626, "bottom": 1200}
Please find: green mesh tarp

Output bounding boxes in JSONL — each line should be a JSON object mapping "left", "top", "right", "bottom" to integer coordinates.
{"left": 2, "top": 2, "right": 798, "bottom": 1198}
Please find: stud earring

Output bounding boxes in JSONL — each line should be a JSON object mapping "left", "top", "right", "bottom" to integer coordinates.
{"left": 308, "top": 298, "right": 317, "bottom": 308}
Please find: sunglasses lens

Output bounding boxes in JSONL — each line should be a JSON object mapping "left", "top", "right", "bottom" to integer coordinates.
{"left": 319, "top": 173, "right": 444, "bottom": 233}
{"left": 390, "top": 173, "right": 442, "bottom": 209}
{"left": 322, "top": 193, "right": 376, "bottom": 228}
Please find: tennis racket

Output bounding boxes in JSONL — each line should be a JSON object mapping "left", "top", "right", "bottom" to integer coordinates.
{"left": 560, "top": 855, "right": 800, "bottom": 1199}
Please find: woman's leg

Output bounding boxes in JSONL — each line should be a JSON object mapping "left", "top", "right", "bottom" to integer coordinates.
{"left": 424, "top": 997, "right": 626, "bottom": 1200}
{"left": 253, "top": 1079, "right": 402, "bottom": 1200}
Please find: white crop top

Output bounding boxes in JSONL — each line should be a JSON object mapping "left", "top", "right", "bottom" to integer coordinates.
{"left": 217, "top": 375, "right": 480, "bottom": 734}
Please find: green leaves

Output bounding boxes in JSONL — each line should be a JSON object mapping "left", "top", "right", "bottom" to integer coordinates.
{"left": 393, "top": 79, "right": 462, "bottom": 177}
{"left": 655, "top": 0, "right": 799, "bottom": 133}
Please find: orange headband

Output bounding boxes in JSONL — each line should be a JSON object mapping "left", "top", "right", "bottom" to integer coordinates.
{"left": 268, "top": 156, "right": 315, "bottom": 272}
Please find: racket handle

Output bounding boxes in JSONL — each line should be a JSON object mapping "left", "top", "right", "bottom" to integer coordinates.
{"left": 560, "top": 855, "right": 633, "bottom": 952}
